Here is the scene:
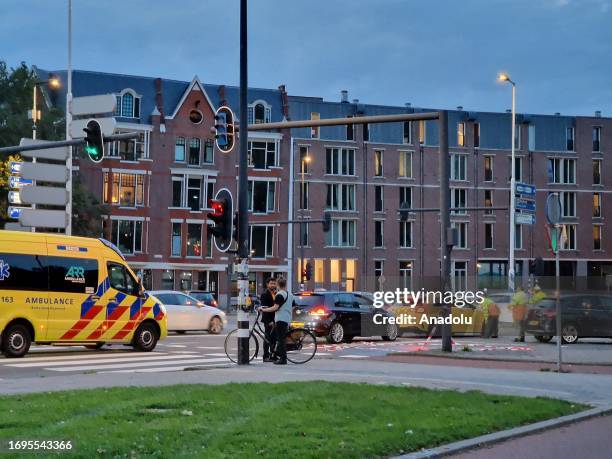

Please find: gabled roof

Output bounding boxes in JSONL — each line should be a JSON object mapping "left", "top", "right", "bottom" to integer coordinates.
{"left": 165, "top": 76, "right": 216, "bottom": 120}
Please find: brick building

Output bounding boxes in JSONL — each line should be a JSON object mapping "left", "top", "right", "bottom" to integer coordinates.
{"left": 35, "top": 68, "right": 612, "bottom": 299}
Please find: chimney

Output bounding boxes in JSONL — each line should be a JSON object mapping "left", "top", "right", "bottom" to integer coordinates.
{"left": 595, "top": 110, "right": 602, "bottom": 118}
{"left": 218, "top": 85, "right": 227, "bottom": 106}
{"left": 457, "top": 106, "right": 463, "bottom": 111}
{"left": 278, "top": 84, "right": 290, "bottom": 120}
{"left": 506, "top": 109, "right": 511, "bottom": 113}
{"left": 352, "top": 99, "right": 359, "bottom": 104}
{"left": 555, "top": 112, "right": 561, "bottom": 116}
{"left": 154, "top": 77, "right": 165, "bottom": 125}
{"left": 341, "top": 90, "right": 348, "bottom": 103}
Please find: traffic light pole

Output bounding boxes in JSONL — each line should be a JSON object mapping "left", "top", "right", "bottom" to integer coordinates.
{"left": 236, "top": 0, "right": 251, "bottom": 365}
{"left": 0, "top": 132, "right": 141, "bottom": 155}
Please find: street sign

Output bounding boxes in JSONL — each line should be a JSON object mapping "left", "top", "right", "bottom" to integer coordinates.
{"left": 19, "top": 138, "right": 70, "bottom": 161}
{"left": 515, "top": 212, "right": 535, "bottom": 225}
{"left": 515, "top": 198, "right": 536, "bottom": 212}
{"left": 20, "top": 162, "right": 69, "bottom": 183}
{"left": 9, "top": 161, "right": 22, "bottom": 174}
{"left": 546, "top": 193, "right": 562, "bottom": 225}
{"left": 4, "top": 222, "right": 31, "bottom": 232}
{"left": 20, "top": 186, "right": 69, "bottom": 206}
{"left": 8, "top": 191, "right": 22, "bottom": 205}
{"left": 70, "top": 118, "right": 116, "bottom": 138}
{"left": 8, "top": 206, "right": 26, "bottom": 219}
{"left": 71, "top": 94, "right": 116, "bottom": 116}
{"left": 9, "top": 176, "right": 33, "bottom": 189}
{"left": 19, "top": 209, "right": 68, "bottom": 229}
{"left": 515, "top": 182, "right": 536, "bottom": 197}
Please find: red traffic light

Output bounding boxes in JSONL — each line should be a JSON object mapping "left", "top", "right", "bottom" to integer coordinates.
{"left": 208, "top": 199, "right": 224, "bottom": 217}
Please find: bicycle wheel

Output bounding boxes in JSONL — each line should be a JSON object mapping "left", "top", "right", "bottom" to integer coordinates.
{"left": 224, "top": 329, "right": 259, "bottom": 363}
{"left": 285, "top": 328, "right": 317, "bottom": 364}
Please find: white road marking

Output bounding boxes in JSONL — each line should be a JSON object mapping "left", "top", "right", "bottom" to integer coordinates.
{"left": 204, "top": 353, "right": 228, "bottom": 357}
{"left": 163, "top": 344, "right": 187, "bottom": 348}
{"left": 197, "top": 346, "right": 223, "bottom": 350}
{"left": 0, "top": 352, "right": 164, "bottom": 364}
{"left": 48, "top": 357, "right": 230, "bottom": 372}
{"left": 100, "top": 362, "right": 234, "bottom": 373}
{"left": 339, "top": 355, "right": 370, "bottom": 359}
{"left": 7, "top": 354, "right": 200, "bottom": 368}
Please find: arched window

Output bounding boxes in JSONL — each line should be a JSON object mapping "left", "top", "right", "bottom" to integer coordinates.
{"left": 116, "top": 90, "right": 141, "bottom": 118}
{"left": 249, "top": 100, "right": 271, "bottom": 125}
{"left": 254, "top": 103, "right": 265, "bottom": 124}
{"left": 122, "top": 93, "right": 134, "bottom": 117}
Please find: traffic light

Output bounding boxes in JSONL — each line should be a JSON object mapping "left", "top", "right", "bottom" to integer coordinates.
{"left": 83, "top": 119, "right": 104, "bottom": 163}
{"left": 207, "top": 188, "right": 234, "bottom": 252}
{"left": 214, "top": 106, "right": 235, "bottom": 153}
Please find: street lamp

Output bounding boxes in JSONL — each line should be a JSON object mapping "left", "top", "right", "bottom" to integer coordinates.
{"left": 299, "top": 154, "right": 312, "bottom": 290}
{"left": 499, "top": 72, "right": 517, "bottom": 293}
{"left": 31, "top": 76, "right": 62, "bottom": 139}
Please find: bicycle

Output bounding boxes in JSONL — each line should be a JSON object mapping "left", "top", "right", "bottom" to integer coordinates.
{"left": 224, "top": 310, "right": 317, "bottom": 364}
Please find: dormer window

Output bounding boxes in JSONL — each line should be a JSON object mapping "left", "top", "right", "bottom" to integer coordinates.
{"left": 114, "top": 90, "right": 141, "bottom": 118}
{"left": 248, "top": 100, "right": 271, "bottom": 125}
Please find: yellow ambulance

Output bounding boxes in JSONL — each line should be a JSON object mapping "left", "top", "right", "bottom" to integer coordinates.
{"left": 0, "top": 230, "right": 167, "bottom": 358}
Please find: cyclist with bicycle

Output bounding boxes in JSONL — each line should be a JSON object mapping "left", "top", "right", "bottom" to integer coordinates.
{"left": 260, "top": 277, "right": 293, "bottom": 365}
{"left": 259, "top": 277, "right": 277, "bottom": 362}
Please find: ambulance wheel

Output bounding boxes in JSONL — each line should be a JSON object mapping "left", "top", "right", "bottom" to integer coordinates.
{"left": 85, "top": 343, "right": 105, "bottom": 350}
{"left": 133, "top": 322, "right": 158, "bottom": 352}
{"left": 2, "top": 324, "right": 31, "bottom": 358}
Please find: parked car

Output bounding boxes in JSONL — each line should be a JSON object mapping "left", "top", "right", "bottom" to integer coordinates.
{"left": 150, "top": 290, "right": 227, "bottom": 334}
{"left": 187, "top": 290, "right": 218, "bottom": 307}
{"left": 291, "top": 291, "right": 398, "bottom": 344}
{"left": 526, "top": 294, "right": 612, "bottom": 344}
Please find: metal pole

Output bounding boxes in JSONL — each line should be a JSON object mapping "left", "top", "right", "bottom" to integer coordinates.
{"left": 508, "top": 82, "right": 516, "bottom": 292}
{"left": 66, "top": 0, "right": 73, "bottom": 236}
{"left": 31, "top": 84, "right": 38, "bottom": 233}
{"left": 236, "top": 0, "right": 250, "bottom": 365}
{"left": 555, "top": 222, "right": 562, "bottom": 372}
{"left": 439, "top": 111, "right": 452, "bottom": 352}
{"left": 299, "top": 158, "right": 305, "bottom": 291}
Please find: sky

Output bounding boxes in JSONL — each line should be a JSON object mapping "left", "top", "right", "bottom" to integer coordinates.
{"left": 2, "top": 0, "right": 611, "bottom": 116}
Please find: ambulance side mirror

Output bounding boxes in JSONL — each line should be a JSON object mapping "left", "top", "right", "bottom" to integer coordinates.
{"left": 137, "top": 276, "right": 146, "bottom": 298}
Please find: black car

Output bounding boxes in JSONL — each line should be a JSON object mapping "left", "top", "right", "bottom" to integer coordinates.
{"left": 291, "top": 291, "right": 398, "bottom": 344}
{"left": 526, "top": 294, "right": 612, "bottom": 344}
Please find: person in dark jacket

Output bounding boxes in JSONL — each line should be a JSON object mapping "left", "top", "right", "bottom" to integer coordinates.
{"left": 259, "top": 277, "right": 277, "bottom": 362}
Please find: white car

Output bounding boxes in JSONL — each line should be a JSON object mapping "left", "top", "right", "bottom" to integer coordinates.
{"left": 150, "top": 290, "right": 227, "bottom": 334}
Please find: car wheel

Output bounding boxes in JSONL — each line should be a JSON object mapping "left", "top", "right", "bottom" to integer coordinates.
{"left": 535, "top": 335, "right": 553, "bottom": 343}
{"left": 561, "top": 324, "right": 579, "bottom": 344}
{"left": 382, "top": 324, "right": 398, "bottom": 341}
{"left": 208, "top": 316, "right": 224, "bottom": 335}
{"left": 175, "top": 330, "right": 186, "bottom": 335}
{"left": 326, "top": 322, "right": 345, "bottom": 344}
{"left": 133, "top": 322, "right": 158, "bottom": 352}
{"left": 85, "top": 343, "right": 105, "bottom": 350}
{"left": 2, "top": 324, "right": 32, "bottom": 358}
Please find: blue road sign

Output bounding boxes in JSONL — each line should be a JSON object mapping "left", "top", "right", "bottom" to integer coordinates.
{"left": 8, "top": 206, "right": 25, "bottom": 219}
{"left": 515, "top": 182, "right": 536, "bottom": 197}
{"left": 515, "top": 212, "right": 535, "bottom": 225}
{"left": 9, "top": 161, "right": 22, "bottom": 174}
{"left": 516, "top": 198, "right": 536, "bottom": 212}
{"left": 9, "top": 176, "right": 33, "bottom": 189}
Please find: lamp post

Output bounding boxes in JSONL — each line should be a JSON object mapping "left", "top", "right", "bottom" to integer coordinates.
{"left": 299, "top": 154, "right": 311, "bottom": 290}
{"left": 31, "top": 77, "right": 61, "bottom": 139}
{"left": 499, "top": 72, "right": 517, "bottom": 293}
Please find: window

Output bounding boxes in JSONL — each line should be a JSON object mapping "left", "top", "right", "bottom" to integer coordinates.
{"left": 175, "top": 137, "right": 186, "bottom": 162}
{"left": 248, "top": 180, "right": 276, "bottom": 213}
{"left": 374, "top": 150, "right": 383, "bottom": 176}
{"left": 249, "top": 102, "right": 271, "bottom": 125}
{"left": 161, "top": 270, "right": 174, "bottom": 290}
{"left": 299, "top": 182, "right": 309, "bottom": 210}
{"left": 107, "top": 262, "right": 138, "bottom": 296}
{"left": 331, "top": 259, "right": 341, "bottom": 283}
{"left": 172, "top": 176, "right": 184, "bottom": 207}
{"left": 399, "top": 151, "right": 413, "bottom": 178}
{"left": 310, "top": 112, "right": 320, "bottom": 139}
{"left": 346, "top": 117, "right": 355, "bottom": 141}
{"left": 0, "top": 253, "right": 47, "bottom": 291}
{"left": 561, "top": 224, "right": 576, "bottom": 250}
{"left": 205, "top": 230, "right": 213, "bottom": 257}
{"left": 299, "top": 146, "right": 310, "bottom": 173}
{"left": 484, "top": 223, "right": 494, "bottom": 249}
{"left": 106, "top": 173, "right": 144, "bottom": 207}
{"left": 186, "top": 224, "right": 202, "bottom": 257}
{"left": 374, "top": 260, "right": 384, "bottom": 286}
{"left": 299, "top": 222, "right": 309, "bottom": 247}
{"left": 187, "top": 178, "right": 202, "bottom": 211}
{"left": 111, "top": 220, "right": 143, "bottom": 255}
{"left": 593, "top": 127, "right": 601, "bottom": 152}
{"left": 103, "top": 172, "right": 109, "bottom": 204}
{"left": 593, "top": 159, "right": 602, "bottom": 185}
{"left": 47, "top": 257, "right": 99, "bottom": 294}
{"left": 403, "top": 121, "right": 412, "bottom": 144}
{"left": 116, "top": 92, "right": 140, "bottom": 118}
{"left": 171, "top": 223, "right": 182, "bottom": 256}
{"left": 374, "top": 185, "right": 384, "bottom": 212}
{"left": 326, "top": 147, "right": 355, "bottom": 175}
{"left": 593, "top": 193, "right": 602, "bottom": 218}
{"left": 418, "top": 121, "right": 426, "bottom": 144}
{"left": 374, "top": 220, "right": 384, "bottom": 248}
{"left": 457, "top": 122, "right": 466, "bottom": 147}
{"left": 515, "top": 224, "right": 522, "bottom": 250}
{"left": 451, "top": 188, "right": 467, "bottom": 214}
{"left": 484, "top": 155, "right": 493, "bottom": 182}
{"left": 248, "top": 141, "right": 277, "bottom": 169}
{"left": 484, "top": 190, "right": 493, "bottom": 215}
{"left": 399, "top": 187, "right": 412, "bottom": 209}
{"left": 203, "top": 139, "right": 214, "bottom": 164}
{"left": 250, "top": 226, "right": 274, "bottom": 258}
{"left": 325, "top": 219, "right": 356, "bottom": 247}
{"left": 108, "top": 131, "right": 146, "bottom": 160}
{"left": 561, "top": 191, "right": 576, "bottom": 217}
{"left": 326, "top": 184, "right": 355, "bottom": 211}
{"left": 514, "top": 125, "right": 521, "bottom": 150}
{"left": 453, "top": 261, "right": 467, "bottom": 291}
{"left": 363, "top": 123, "right": 369, "bottom": 142}
{"left": 315, "top": 259, "right": 324, "bottom": 283}
{"left": 399, "top": 261, "right": 412, "bottom": 289}
{"left": 473, "top": 123, "right": 480, "bottom": 148}
{"left": 188, "top": 138, "right": 200, "bottom": 165}
{"left": 566, "top": 127, "right": 575, "bottom": 151}
{"left": 508, "top": 157, "right": 522, "bottom": 182}
{"left": 452, "top": 222, "right": 467, "bottom": 248}
{"left": 451, "top": 154, "right": 467, "bottom": 180}
{"left": 548, "top": 158, "right": 576, "bottom": 184}
{"left": 594, "top": 225, "right": 602, "bottom": 250}
{"left": 399, "top": 221, "right": 412, "bottom": 248}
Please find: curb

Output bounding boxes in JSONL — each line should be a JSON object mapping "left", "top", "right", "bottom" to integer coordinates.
{"left": 393, "top": 405, "right": 612, "bottom": 459}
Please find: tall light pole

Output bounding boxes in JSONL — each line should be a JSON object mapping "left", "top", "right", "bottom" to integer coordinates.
{"left": 499, "top": 72, "right": 517, "bottom": 292}
{"left": 299, "top": 154, "right": 311, "bottom": 290}
{"left": 31, "top": 77, "right": 61, "bottom": 139}
{"left": 66, "top": 0, "right": 73, "bottom": 236}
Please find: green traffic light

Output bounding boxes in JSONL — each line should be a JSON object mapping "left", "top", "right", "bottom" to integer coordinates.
{"left": 85, "top": 145, "right": 102, "bottom": 161}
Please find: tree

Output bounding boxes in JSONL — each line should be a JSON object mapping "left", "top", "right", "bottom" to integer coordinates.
{"left": 72, "top": 178, "right": 108, "bottom": 237}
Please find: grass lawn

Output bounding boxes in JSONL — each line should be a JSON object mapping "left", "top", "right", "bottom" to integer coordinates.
{"left": 0, "top": 382, "right": 583, "bottom": 458}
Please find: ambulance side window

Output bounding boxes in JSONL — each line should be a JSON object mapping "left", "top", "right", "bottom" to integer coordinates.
{"left": 0, "top": 253, "right": 47, "bottom": 291}
{"left": 107, "top": 262, "right": 139, "bottom": 296}
{"left": 47, "top": 257, "right": 98, "bottom": 293}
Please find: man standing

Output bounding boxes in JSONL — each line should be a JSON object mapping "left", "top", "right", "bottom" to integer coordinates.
{"left": 259, "top": 277, "right": 276, "bottom": 362}
{"left": 510, "top": 286, "right": 528, "bottom": 342}
{"left": 261, "top": 277, "right": 293, "bottom": 365}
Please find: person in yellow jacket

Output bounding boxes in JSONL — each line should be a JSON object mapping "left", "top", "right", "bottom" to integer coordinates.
{"left": 529, "top": 284, "right": 546, "bottom": 306}
{"left": 481, "top": 296, "right": 500, "bottom": 338}
{"left": 510, "top": 287, "right": 528, "bottom": 342}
